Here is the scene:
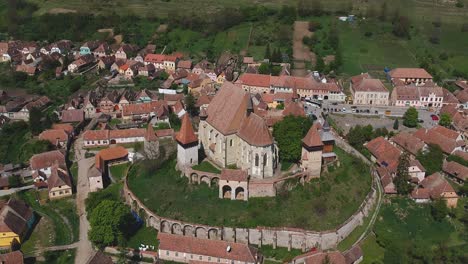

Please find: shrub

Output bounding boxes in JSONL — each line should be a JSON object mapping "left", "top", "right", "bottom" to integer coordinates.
{"left": 439, "top": 52, "right": 448, "bottom": 60}
{"left": 308, "top": 21, "right": 322, "bottom": 32}
{"left": 364, "top": 31, "right": 373, "bottom": 37}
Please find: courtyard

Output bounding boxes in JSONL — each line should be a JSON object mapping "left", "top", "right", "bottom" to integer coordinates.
{"left": 127, "top": 147, "right": 372, "bottom": 230}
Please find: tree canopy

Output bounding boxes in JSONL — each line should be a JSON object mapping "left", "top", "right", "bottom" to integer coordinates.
{"left": 395, "top": 152, "right": 412, "bottom": 194}
{"left": 416, "top": 144, "right": 444, "bottom": 175}
{"left": 439, "top": 113, "right": 452, "bottom": 127}
{"left": 88, "top": 200, "right": 135, "bottom": 248}
{"left": 403, "top": 107, "right": 418, "bottom": 128}
{"left": 273, "top": 115, "right": 312, "bottom": 162}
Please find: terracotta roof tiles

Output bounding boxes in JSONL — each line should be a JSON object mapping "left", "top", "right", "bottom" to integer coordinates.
{"left": 237, "top": 113, "right": 273, "bottom": 146}
{"left": 220, "top": 169, "right": 248, "bottom": 182}
{"left": 176, "top": 114, "right": 198, "bottom": 145}
{"left": 302, "top": 123, "right": 323, "bottom": 148}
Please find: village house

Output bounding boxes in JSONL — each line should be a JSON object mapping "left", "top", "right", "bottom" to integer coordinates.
{"left": 14, "top": 96, "right": 50, "bottom": 121}
{"left": 97, "top": 55, "right": 116, "bottom": 70}
{"left": 350, "top": 73, "right": 389, "bottom": 106}
{"left": 29, "top": 150, "right": 66, "bottom": 181}
{"left": 192, "top": 60, "right": 213, "bottom": 75}
{"left": 391, "top": 84, "right": 444, "bottom": 108}
{"left": 0, "top": 251, "right": 24, "bottom": 263}
{"left": 122, "top": 100, "right": 169, "bottom": 122}
{"left": 411, "top": 172, "right": 458, "bottom": 208}
{"left": 47, "top": 164, "right": 72, "bottom": 200}
{"left": 88, "top": 165, "right": 103, "bottom": 192}
{"left": 115, "top": 44, "right": 137, "bottom": 61}
{"left": 38, "top": 129, "right": 69, "bottom": 148}
{"left": 144, "top": 53, "right": 166, "bottom": 69}
{"left": 80, "top": 41, "right": 100, "bottom": 55}
{"left": 388, "top": 68, "right": 433, "bottom": 86}
{"left": 0, "top": 199, "right": 35, "bottom": 249}
{"left": 61, "top": 109, "right": 85, "bottom": 123}
{"left": 83, "top": 126, "right": 160, "bottom": 148}
{"left": 85, "top": 251, "right": 113, "bottom": 264}
{"left": 68, "top": 54, "right": 95, "bottom": 73}
{"left": 413, "top": 125, "right": 465, "bottom": 154}
{"left": 15, "top": 64, "right": 37, "bottom": 76}
{"left": 157, "top": 233, "right": 262, "bottom": 264}
{"left": 177, "top": 60, "right": 192, "bottom": 70}
{"left": 390, "top": 132, "right": 426, "bottom": 157}
{"left": 236, "top": 73, "right": 346, "bottom": 102}
{"left": 163, "top": 55, "right": 179, "bottom": 72}
{"left": 93, "top": 43, "right": 111, "bottom": 58}
{"left": 442, "top": 160, "right": 468, "bottom": 184}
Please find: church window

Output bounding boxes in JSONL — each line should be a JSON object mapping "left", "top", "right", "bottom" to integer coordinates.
{"left": 230, "top": 139, "right": 233, "bottom": 146}
{"left": 263, "top": 153, "right": 267, "bottom": 165}
{"left": 255, "top": 154, "right": 259, "bottom": 166}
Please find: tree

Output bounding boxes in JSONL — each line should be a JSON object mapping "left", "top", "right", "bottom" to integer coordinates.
{"left": 393, "top": 16, "right": 411, "bottom": 39}
{"left": 264, "top": 43, "right": 271, "bottom": 61}
{"left": 439, "top": 113, "right": 452, "bottom": 127}
{"left": 315, "top": 56, "right": 325, "bottom": 72}
{"left": 403, "top": 107, "right": 418, "bottom": 127}
{"left": 169, "top": 112, "right": 181, "bottom": 130}
{"left": 431, "top": 199, "right": 448, "bottom": 221}
{"left": 393, "top": 118, "right": 399, "bottom": 130}
{"left": 273, "top": 116, "right": 313, "bottom": 162}
{"left": 417, "top": 144, "right": 444, "bottom": 175}
{"left": 29, "top": 107, "right": 44, "bottom": 135}
{"left": 88, "top": 200, "right": 135, "bottom": 247}
{"left": 8, "top": 175, "right": 21, "bottom": 188}
{"left": 258, "top": 63, "right": 270, "bottom": 74}
{"left": 395, "top": 151, "right": 413, "bottom": 195}
{"left": 379, "top": 2, "right": 388, "bottom": 21}
{"left": 310, "top": 0, "right": 323, "bottom": 16}
{"left": 185, "top": 92, "right": 197, "bottom": 116}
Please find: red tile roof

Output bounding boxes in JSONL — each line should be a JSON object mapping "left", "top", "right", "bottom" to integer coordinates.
{"left": 61, "top": 109, "right": 84, "bottom": 123}
{"left": 157, "top": 233, "right": 258, "bottom": 263}
{"left": 52, "top": 123, "right": 74, "bottom": 134}
{"left": 352, "top": 78, "right": 388, "bottom": 93}
{"left": 391, "top": 132, "right": 425, "bottom": 155}
{"left": 237, "top": 113, "right": 273, "bottom": 146}
{"left": 95, "top": 146, "right": 128, "bottom": 170}
{"left": 283, "top": 101, "right": 306, "bottom": 117}
{"left": 415, "top": 172, "right": 458, "bottom": 199}
{"left": 144, "top": 53, "right": 165, "bottom": 63}
{"left": 443, "top": 161, "right": 468, "bottom": 182}
{"left": 176, "top": 114, "right": 198, "bottom": 145}
{"left": 220, "top": 169, "right": 248, "bottom": 181}
{"left": 365, "top": 137, "right": 401, "bottom": 172}
{"left": 39, "top": 129, "right": 68, "bottom": 144}
{"left": 0, "top": 250, "right": 24, "bottom": 264}
{"left": 389, "top": 68, "right": 433, "bottom": 79}
{"left": 238, "top": 73, "right": 271, "bottom": 88}
{"left": 413, "top": 126, "right": 464, "bottom": 154}
{"left": 302, "top": 123, "right": 323, "bottom": 148}
{"left": 83, "top": 130, "right": 110, "bottom": 141}
{"left": 206, "top": 82, "right": 249, "bottom": 135}
{"left": 30, "top": 150, "right": 65, "bottom": 169}
{"left": 155, "top": 128, "right": 174, "bottom": 138}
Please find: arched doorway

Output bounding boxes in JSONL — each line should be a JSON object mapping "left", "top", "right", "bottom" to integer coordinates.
{"left": 222, "top": 186, "right": 232, "bottom": 199}
{"left": 110, "top": 139, "right": 117, "bottom": 144}
{"left": 235, "top": 187, "right": 245, "bottom": 200}
{"left": 211, "top": 177, "right": 219, "bottom": 186}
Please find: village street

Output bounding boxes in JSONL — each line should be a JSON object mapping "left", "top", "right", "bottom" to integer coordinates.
{"left": 73, "top": 137, "right": 95, "bottom": 264}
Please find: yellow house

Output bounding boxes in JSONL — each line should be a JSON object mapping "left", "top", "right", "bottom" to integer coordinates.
{"left": 0, "top": 199, "right": 35, "bottom": 249}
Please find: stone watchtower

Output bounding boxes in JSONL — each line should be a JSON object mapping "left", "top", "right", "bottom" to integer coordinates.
{"left": 144, "top": 125, "right": 160, "bottom": 159}
{"left": 176, "top": 114, "right": 199, "bottom": 170}
{"left": 300, "top": 123, "right": 324, "bottom": 178}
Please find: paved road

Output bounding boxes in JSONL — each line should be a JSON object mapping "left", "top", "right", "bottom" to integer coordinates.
{"left": 74, "top": 137, "right": 95, "bottom": 264}
{"left": 0, "top": 185, "right": 35, "bottom": 197}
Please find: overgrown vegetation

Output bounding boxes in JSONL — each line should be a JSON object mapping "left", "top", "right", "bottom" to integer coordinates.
{"left": 416, "top": 144, "right": 445, "bottom": 175}
{"left": 273, "top": 115, "right": 312, "bottom": 163}
{"left": 346, "top": 124, "right": 392, "bottom": 158}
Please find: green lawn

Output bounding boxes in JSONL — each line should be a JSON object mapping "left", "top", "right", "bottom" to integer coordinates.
{"left": 127, "top": 226, "right": 159, "bottom": 250}
{"left": 280, "top": 161, "right": 293, "bottom": 172}
{"left": 15, "top": 191, "right": 79, "bottom": 248}
{"left": 192, "top": 161, "right": 221, "bottom": 174}
{"left": 128, "top": 147, "right": 372, "bottom": 230}
{"left": 359, "top": 234, "right": 385, "bottom": 264}
{"left": 109, "top": 162, "right": 130, "bottom": 181}
{"left": 70, "top": 162, "right": 78, "bottom": 187}
{"left": 259, "top": 245, "right": 302, "bottom": 262}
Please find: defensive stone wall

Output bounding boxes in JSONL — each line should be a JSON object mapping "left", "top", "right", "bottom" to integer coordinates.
{"left": 124, "top": 176, "right": 377, "bottom": 251}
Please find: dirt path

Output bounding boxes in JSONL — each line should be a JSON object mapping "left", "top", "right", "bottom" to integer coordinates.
{"left": 292, "top": 21, "right": 315, "bottom": 77}
{"left": 74, "top": 137, "right": 96, "bottom": 264}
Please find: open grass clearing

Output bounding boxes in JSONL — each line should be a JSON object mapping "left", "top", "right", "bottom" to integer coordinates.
{"left": 109, "top": 162, "right": 130, "bottom": 181}
{"left": 192, "top": 161, "right": 221, "bottom": 174}
{"left": 127, "top": 226, "right": 159, "bottom": 250}
{"left": 128, "top": 147, "right": 372, "bottom": 230}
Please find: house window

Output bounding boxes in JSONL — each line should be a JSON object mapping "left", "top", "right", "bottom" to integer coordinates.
{"left": 199, "top": 256, "right": 202, "bottom": 260}
{"left": 166, "top": 251, "right": 169, "bottom": 256}
{"left": 175, "top": 252, "right": 178, "bottom": 257}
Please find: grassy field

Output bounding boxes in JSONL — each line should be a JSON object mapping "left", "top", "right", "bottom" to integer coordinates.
{"left": 16, "top": 190, "right": 79, "bottom": 253}
{"left": 192, "top": 161, "right": 221, "bottom": 174}
{"left": 127, "top": 226, "right": 159, "bottom": 250}
{"left": 109, "top": 162, "right": 130, "bottom": 181}
{"left": 128, "top": 147, "right": 372, "bottom": 230}
{"left": 359, "top": 197, "right": 467, "bottom": 263}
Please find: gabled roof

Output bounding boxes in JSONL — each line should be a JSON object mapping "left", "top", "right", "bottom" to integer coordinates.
{"left": 391, "top": 132, "right": 425, "bottom": 155}
{"left": 302, "top": 123, "right": 323, "bottom": 148}
{"left": 158, "top": 233, "right": 258, "bottom": 263}
{"left": 220, "top": 169, "right": 248, "bottom": 182}
{"left": 39, "top": 129, "right": 68, "bottom": 144}
{"left": 30, "top": 150, "right": 65, "bottom": 170}
{"left": 389, "top": 68, "right": 433, "bottom": 79}
{"left": 237, "top": 113, "right": 273, "bottom": 147}
{"left": 145, "top": 125, "right": 158, "bottom": 142}
{"left": 353, "top": 78, "right": 388, "bottom": 93}
{"left": 47, "top": 165, "right": 71, "bottom": 191}
{"left": 365, "top": 137, "right": 401, "bottom": 172}
{"left": 176, "top": 114, "right": 198, "bottom": 145}
{"left": 206, "top": 82, "right": 249, "bottom": 135}
{"left": 443, "top": 160, "right": 468, "bottom": 182}
{"left": 283, "top": 101, "right": 306, "bottom": 117}
{"left": 0, "top": 251, "right": 24, "bottom": 264}
{"left": 417, "top": 172, "right": 457, "bottom": 199}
